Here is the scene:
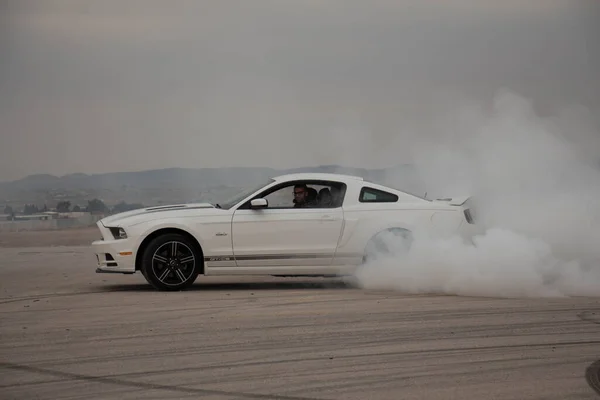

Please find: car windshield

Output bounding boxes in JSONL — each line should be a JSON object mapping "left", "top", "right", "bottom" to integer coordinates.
{"left": 216, "top": 179, "right": 274, "bottom": 210}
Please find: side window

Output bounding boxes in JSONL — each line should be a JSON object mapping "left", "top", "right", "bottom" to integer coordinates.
{"left": 245, "top": 180, "right": 346, "bottom": 209}
{"left": 359, "top": 187, "right": 398, "bottom": 203}
{"left": 264, "top": 185, "right": 295, "bottom": 208}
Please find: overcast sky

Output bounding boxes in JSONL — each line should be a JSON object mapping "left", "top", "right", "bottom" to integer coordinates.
{"left": 1, "top": 0, "right": 599, "bottom": 181}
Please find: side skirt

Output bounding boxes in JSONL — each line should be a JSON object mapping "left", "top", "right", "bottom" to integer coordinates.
{"left": 202, "top": 253, "right": 362, "bottom": 276}
{"left": 205, "top": 265, "right": 358, "bottom": 276}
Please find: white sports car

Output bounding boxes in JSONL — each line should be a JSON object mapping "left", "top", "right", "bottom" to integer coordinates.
{"left": 91, "top": 173, "right": 476, "bottom": 291}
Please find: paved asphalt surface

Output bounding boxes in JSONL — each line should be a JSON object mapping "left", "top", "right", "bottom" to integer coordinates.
{"left": 1, "top": 245, "right": 599, "bottom": 399}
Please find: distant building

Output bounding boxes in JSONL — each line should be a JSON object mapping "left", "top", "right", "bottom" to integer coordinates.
{"left": 43, "top": 211, "right": 60, "bottom": 219}
{"left": 13, "top": 214, "right": 52, "bottom": 221}
{"left": 58, "top": 211, "right": 90, "bottom": 218}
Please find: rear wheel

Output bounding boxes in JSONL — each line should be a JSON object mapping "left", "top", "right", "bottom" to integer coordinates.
{"left": 140, "top": 233, "right": 201, "bottom": 291}
{"left": 347, "top": 228, "right": 413, "bottom": 287}
{"left": 362, "top": 228, "right": 413, "bottom": 264}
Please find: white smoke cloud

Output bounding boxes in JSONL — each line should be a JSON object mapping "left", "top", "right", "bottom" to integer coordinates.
{"left": 353, "top": 90, "right": 600, "bottom": 298}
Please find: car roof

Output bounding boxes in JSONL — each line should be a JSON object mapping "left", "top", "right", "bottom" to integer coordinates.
{"left": 272, "top": 172, "right": 365, "bottom": 182}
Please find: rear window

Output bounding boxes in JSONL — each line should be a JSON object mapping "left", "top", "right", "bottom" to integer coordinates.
{"left": 359, "top": 187, "right": 398, "bottom": 203}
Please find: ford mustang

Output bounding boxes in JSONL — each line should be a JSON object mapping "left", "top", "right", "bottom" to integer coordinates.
{"left": 91, "top": 173, "right": 476, "bottom": 291}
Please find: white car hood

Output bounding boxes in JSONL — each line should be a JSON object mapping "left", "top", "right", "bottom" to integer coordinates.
{"left": 99, "top": 203, "right": 219, "bottom": 227}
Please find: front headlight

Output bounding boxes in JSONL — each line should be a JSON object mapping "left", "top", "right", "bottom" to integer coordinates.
{"left": 108, "top": 227, "right": 127, "bottom": 240}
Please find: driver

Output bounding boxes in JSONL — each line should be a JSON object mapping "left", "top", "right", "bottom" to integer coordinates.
{"left": 293, "top": 184, "right": 317, "bottom": 208}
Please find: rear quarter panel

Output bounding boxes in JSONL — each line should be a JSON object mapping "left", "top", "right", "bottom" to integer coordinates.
{"left": 337, "top": 204, "right": 452, "bottom": 257}
{"left": 333, "top": 180, "right": 466, "bottom": 263}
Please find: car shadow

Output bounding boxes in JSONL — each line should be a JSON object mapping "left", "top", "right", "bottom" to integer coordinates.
{"left": 95, "top": 279, "right": 357, "bottom": 293}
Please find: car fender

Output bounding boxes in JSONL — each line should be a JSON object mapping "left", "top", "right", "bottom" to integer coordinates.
{"left": 133, "top": 220, "right": 208, "bottom": 255}
{"left": 337, "top": 212, "right": 417, "bottom": 253}
{"left": 363, "top": 223, "right": 414, "bottom": 248}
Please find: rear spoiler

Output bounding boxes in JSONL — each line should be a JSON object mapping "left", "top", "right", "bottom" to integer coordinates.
{"left": 434, "top": 195, "right": 471, "bottom": 206}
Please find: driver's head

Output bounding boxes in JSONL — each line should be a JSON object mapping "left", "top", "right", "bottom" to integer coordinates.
{"left": 293, "top": 184, "right": 308, "bottom": 204}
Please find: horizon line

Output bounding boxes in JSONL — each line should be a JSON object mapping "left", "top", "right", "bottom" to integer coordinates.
{"left": 1, "top": 163, "right": 414, "bottom": 184}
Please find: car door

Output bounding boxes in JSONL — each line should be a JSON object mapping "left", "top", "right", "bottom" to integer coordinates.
{"left": 230, "top": 206, "right": 344, "bottom": 269}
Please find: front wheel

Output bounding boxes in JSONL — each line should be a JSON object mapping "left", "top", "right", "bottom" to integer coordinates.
{"left": 140, "top": 233, "right": 201, "bottom": 291}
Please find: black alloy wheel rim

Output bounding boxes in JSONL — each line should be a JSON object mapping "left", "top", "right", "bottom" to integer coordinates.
{"left": 151, "top": 241, "right": 196, "bottom": 286}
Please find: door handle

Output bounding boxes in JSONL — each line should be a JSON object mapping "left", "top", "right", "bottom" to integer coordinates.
{"left": 321, "top": 215, "right": 335, "bottom": 221}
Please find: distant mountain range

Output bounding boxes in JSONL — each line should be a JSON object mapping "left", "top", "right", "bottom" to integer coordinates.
{"left": 1, "top": 164, "right": 418, "bottom": 190}
{"left": 0, "top": 165, "right": 424, "bottom": 208}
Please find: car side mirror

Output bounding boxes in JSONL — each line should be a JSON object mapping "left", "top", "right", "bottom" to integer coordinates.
{"left": 250, "top": 198, "right": 268, "bottom": 209}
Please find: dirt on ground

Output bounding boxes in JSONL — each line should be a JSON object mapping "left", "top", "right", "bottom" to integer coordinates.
{"left": 1, "top": 229, "right": 599, "bottom": 399}
{"left": 0, "top": 226, "right": 100, "bottom": 248}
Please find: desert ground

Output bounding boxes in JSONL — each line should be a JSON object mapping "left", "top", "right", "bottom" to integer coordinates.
{"left": 0, "top": 227, "right": 599, "bottom": 399}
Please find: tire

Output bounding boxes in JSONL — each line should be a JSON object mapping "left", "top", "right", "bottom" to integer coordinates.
{"left": 140, "top": 233, "right": 202, "bottom": 291}
{"left": 362, "top": 228, "right": 413, "bottom": 264}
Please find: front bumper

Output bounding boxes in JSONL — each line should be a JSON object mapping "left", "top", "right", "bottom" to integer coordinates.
{"left": 92, "top": 222, "right": 137, "bottom": 273}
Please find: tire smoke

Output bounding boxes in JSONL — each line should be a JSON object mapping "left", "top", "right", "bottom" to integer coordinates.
{"left": 353, "top": 90, "right": 600, "bottom": 298}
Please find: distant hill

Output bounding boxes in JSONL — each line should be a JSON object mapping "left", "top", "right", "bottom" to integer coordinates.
{"left": 0, "top": 164, "right": 424, "bottom": 208}
{"left": 1, "top": 164, "right": 418, "bottom": 190}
